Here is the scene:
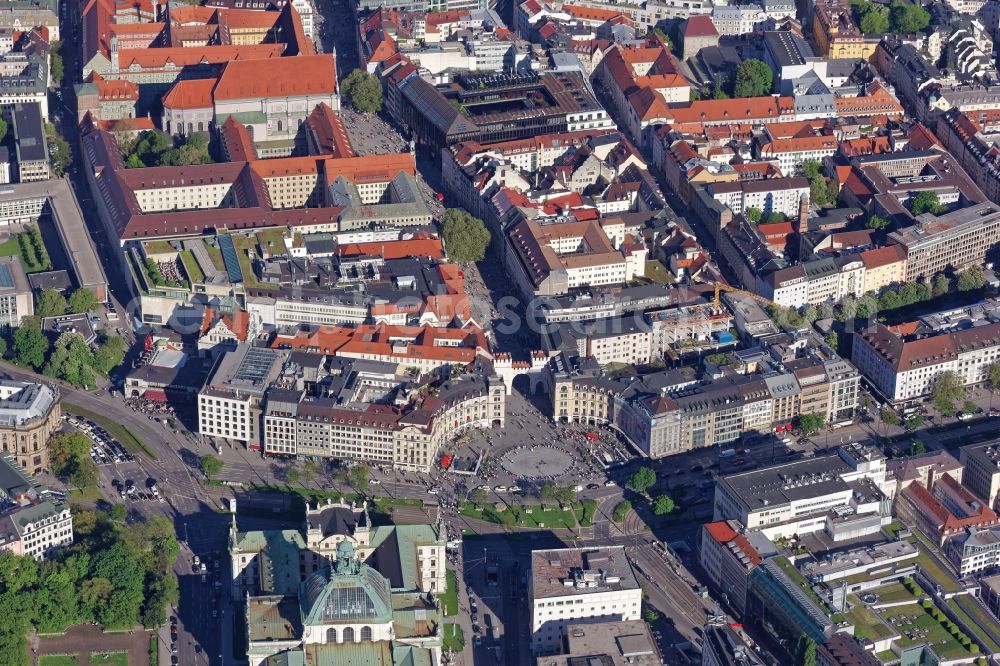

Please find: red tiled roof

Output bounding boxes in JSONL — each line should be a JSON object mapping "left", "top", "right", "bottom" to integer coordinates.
{"left": 213, "top": 53, "right": 336, "bottom": 100}
{"left": 684, "top": 15, "right": 719, "bottom": 38}
{"left": 162, "top": 77, "right": 216, "bottom": 110}
{"left": 117, "top": 43, "right": 284, "bottom": 69}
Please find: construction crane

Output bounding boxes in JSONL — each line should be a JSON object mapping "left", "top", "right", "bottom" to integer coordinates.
{"left": 713, "top": 282, "right": 777, "bottom": 313}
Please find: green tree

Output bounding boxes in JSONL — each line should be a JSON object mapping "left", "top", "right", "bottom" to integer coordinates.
{"left": 0, "top": 117, "right": 9, "bottom": 143}
{"left": 764, "top": 211, "right": 786, "bottom": 223}
{"left": 36, "top": 288, "right": 67, "bottom": 319}
{"left": 199, "top": 455, "right": 223, "bottom": 479}
{"left": 745, "top": 207, "right": 763, "bottom": 224}
{"left": 134, "top": 131, "right": 173, "bottom": 167}
{"left": 471, "top": 487, "right": 488, "bottom": 505}
{"left": 987, "top": 361, "right": 1000, "bottom": 390}
{"left": 0, "top": 336, "right": 7, "bottom": 358}
{"left": 904, "top": 414, "right": 925, "bottom": 431}
{"left": 930, "top": 371, "right": 964, "bottom": 415}
{"left": 802, "top": 160, "right": 829, "bottom": 206}
{"left": 933, "top": 273, "right": 951, "bottom": 297}
{"left": 796, "top": 633, "right": 817, "bottom": 666}
{"left": 539, "top": 482, "right": 557, "bottom": 502}
{"left": 643, "top": 607, "right": 660, "bottom": 622}
{"left": 45, "top": 125, "right": 72, "bottom": 177}
{"left": 108, "top": 504, "right": 127, "bottom": 523}
{"left": 880, "top": 407, "right": 900, "bottom": 428}
{"left": 890, "top": 0, "right": 930, "bottom": 33}
{"left": 12, "top": 327, "right": 48, "bottom": 369}
{"left": 866, "top": 214, "right": 890, "bottom": 230}
{"left": 93, "top": 336, "right": 127, "bottom": 375}
{"left": 627, "top": 466, "right": 657, "bottom": 495}
{"left": 858, "top": 1, "right": 889, "bottom": 33}
{"left": 554, "top": 485, "right": 576, "bottom": 505}
{"left": 44, "top": 331, "right": 97, "bottom": 389}
{"left": 49, "top": 432, "right": 91, "bottom": 478}
{"left": 908, "top": 191, "right": 944, "bottom": 216}
{"left": 653, "top": 495, "right": 675, "bottom": 515}
{"left": 957, "top": 265, "right": 986, "bottom": 292}
{"left": 50, "top": 40, "right": 64, "bottom": 83}
{"left": 442, "top": 208, "right": 491, "bottom": 263}
{"left": 825, "top": 331, "right": 839, "bottom": 353}
{"left": 347, "top": 464, "right": 369, "bottom": 490}
{"left": 837, "top": 295, "right": 858, "bottom": 322}
{"left": 68, "top": 288, "right": 99, "bottom": 314}
{"left": 857, "top": 293, "right": 879, "bottom": 319}
{"left": 124, "top": 153, "right": 143, "bottom": 169}
{"left": 963, "top": 400, "right": 979, "bottom": 415}
{"left": 351, "top": 74, "right": 383, "bottom": 114}
{"left": 733, "top": 59, "right": 773, "bottom": 98}
{"left": 798, "top": 412, "right": 826, "bottom": 435}
{"left": 879, "top": 289, "right": 902, "bottom": 311}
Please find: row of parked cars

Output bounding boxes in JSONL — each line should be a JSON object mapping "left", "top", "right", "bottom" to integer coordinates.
{"left": 62, "top": 414, "right": 135, "bottom": 465}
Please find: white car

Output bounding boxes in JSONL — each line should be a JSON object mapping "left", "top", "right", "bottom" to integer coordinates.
{"left": 508, "top": 486, "right": 521, "bottom": 493}
{"left": 605, "top": 480, "right": 617, "bottom": 487}
{"left": 368, "top": 478, "right": 381, "bottom": 485}
{"left": 493, "top": 485, "right": 507, "bottom": 493}
{"left": 427, "top": 487, "right": 439, "bottom": 494}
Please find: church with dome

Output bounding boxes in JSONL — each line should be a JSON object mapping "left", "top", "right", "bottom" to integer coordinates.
{"left": 229, "top": 500, "right": 448, "bottom": 666}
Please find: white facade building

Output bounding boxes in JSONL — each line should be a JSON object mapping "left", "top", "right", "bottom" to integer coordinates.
{"left": 530, "top": 546, "right": 642, "bottom": 655}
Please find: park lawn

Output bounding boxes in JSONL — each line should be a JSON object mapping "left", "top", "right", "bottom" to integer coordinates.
{"left": 40, "top": 656, "right": 79, "bottom": 666}
{"left": 63, "top": 402, "right": 157, "bottom": 460}
{"left": 179, "top": 250, "right": 205, "bottom": 284}
{"left": 509, "top": 504, "right": 577, "bottom": 529}
{"left": 948, "top": 599, "right": 1000, "bottom": 652}
{"left": 645, "top": 260, "right": 675, "bottom": 285}
{"left": 877, "top": 603, "right": 977, "bottom": 660}
{"left": 442, "top": 623, "right": 464, "bottom": 652}
{"left": 90, "top": 653, "right": 129, "bottom": 666}
{"left": 845, "top": 596, "right": 894, "bottom": 641}
{"left": 441, "top": 570, "right": 459, "bottom": 616}
{"left": 68, "top": 485, "right": 102, "bottom": 502}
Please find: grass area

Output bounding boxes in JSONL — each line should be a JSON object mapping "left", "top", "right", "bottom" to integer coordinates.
{"left": 612, "top": 500, "right": 631, "bottom": 524}
{"left": 912, "top": 536, "right": 961, "bottom": 593}
{"left": 948, "top": 599, "right": 1000, "bottom": 652}
{"left": 575, "top": 499, "right": 597, "bottom": 527}
{"left": 201, "top": 240, "right": 225, "bottom": 271}
{"left": 68, "top": 485, "right": 103, "bottom": 502}
{"left": 143, "top": 240, "right": 176, "bottom": 255}
{"left": 90, "top": 653, "right": 128, "bottom": 666}
{"left": 877, "top": 602, "right": 979, "bottom": 660}
{"left": 0, "top": 226, "right": 52, "bottom": 272}
{"left": 441, "top": 570, "right": 458, "bottom": 616}
{"left": 63, "top": 402, "right": 157, "bottom": 461}
{"left": 256, "top": 227, "right": 287, "bottom": 252}
{"left": 874, "top": 581, "right": 922, "bottom": 605}
{"left": 458, "top": 501, "right": 580, "bottom": 529}
{"left": 149, "top": 635, "right": 158, "bottom": 666}
{"left": 232, "top": 234, "right": 277, "bottom": 291}
{"left": 645, "top": 260, "right": 675, "bottom": 285}
{"left": 845, "top": 596, "right": 894, "bottom": 641}
{"left": 884, "top": 521, "right": 909, "bottom": 539}
{"left": 876, "top": 650, "right": 897, "bottom": 662}
{"left": 40, "top": 657, "right": 80, "bottom": 666}
{"left": 442, "top": 623, "right": 464, "bottom": 653}
{"left": 774, "top": 557, "right": 830, "bottom": 614}
{"left": 179, "top": 249, "right": 205, "bottom": 284}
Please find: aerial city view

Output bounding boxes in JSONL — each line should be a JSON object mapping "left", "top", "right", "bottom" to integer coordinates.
{"left": 7, "top": 0, "right": 1000, "bottom": 663}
